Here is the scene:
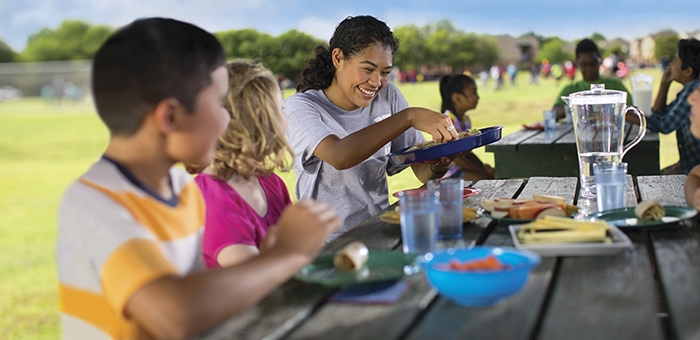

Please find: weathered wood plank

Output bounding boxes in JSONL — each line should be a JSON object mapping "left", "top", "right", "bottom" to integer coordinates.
{"left": 518, "top": 176, "right": 578, "bottom": 204}
{"left": 552, "top": 128, "right": 578, "bottom": 151}
{"left": 196, "top": 280, "right": 336, "bottom": 340}
{"left": 637, "top": 175, "right": 687, "bottom": 206}
{"left": 518, "top": 125, "right": 574, "bottom": 151}
{"left": 537, "top": 231, "right": 664, "bottom": 340}
{"left": 649, "top": 223, "right": 700, "bottom": 340}
{"left": 467, "top": 178, "right": 526, "bottom": 204}
{"left": 405, "top": 178, "right": 572, "bottom": 340}
{"left": 485, "top": 129, "right": 540, "bottom": 152}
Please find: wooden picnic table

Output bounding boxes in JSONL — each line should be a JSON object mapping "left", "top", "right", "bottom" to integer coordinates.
{"left": 198, "top": 175, "right": 697, "bottom": 340}
{"left": 484, "top": 122, "right": 660, "bottom": 179}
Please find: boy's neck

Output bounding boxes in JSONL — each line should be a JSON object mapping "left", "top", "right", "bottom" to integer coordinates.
{"left": 104, "top": 134, "right": 175, "bottom": 199}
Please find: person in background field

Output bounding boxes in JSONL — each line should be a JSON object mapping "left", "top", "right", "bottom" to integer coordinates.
{"left": 188, "top": 60, "right": 294, "bottom": 268}
{"left": 684, "top": 86, "right": 700, "bottom": 209}
{"left": 627, "top": 38, "right": 700, "bottom": 175}
{"left": 56, "top": 18, "right": 340, "bottom": 339}
{"left": 551, "top": 38, "right": 633, "bottom": 121}
{"left": 438, "top": 74, "right": 495, "bottom": 182}
{"left": 284, "top": 15, "right": 458, "bottom": 239}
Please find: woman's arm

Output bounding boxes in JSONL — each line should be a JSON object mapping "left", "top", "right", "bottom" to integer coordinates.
{"left": 314, "top": 107, "right": 457, "bottom": 170}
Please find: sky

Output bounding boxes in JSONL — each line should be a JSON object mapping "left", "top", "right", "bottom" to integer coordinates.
{"left": 1, "top": 0, "right": 699, "bottom": 51}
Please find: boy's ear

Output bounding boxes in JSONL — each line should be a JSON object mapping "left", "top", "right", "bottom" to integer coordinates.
{"left": 152, "top": 98, "right": 181, "bottom": 135}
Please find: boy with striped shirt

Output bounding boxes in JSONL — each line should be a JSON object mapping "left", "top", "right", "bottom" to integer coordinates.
{"left": 56, "top": 18, "right": 340, "bottom": 339}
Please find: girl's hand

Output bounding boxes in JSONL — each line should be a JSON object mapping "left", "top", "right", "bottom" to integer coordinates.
{"left": 407, "top": 108, "right": 458, "bottom": 143}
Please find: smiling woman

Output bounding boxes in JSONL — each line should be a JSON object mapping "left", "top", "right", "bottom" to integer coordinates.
{"left": 285, "top": 15, "right": 459, "bottom": 238}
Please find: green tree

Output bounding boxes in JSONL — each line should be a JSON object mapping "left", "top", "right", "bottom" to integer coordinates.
{"left": 266, "top": 29, "right": 321, "bottom": 81}
{"left": 216, "top": 29, "right": 321, "bottom": 81}
{"left": 473, "top": 35, "right": 499, "bottom": 68}
{"left": 0, "top": 38, "right": 16, "bottom": 62}
{"left": 654, "top": 33, "right": 680, "bottom": 62}
{"left": 21, "top": 20, "right": 112, "bottom": 61}
{"left": 605, "top": 43, "right": 628, "bottom": 60}
{"left": 590, "top": 32, "right": 606, "bottom": 44}
{"left": 536, "top": 38, "right": 574, "bottom": 64}
{"left": 520, "top": 31, "right": 557, "bottom": 47}
{"left": 394, "top": 24, "right": 427, "bottom": 71}
{"left": 216, "top": 29, "right": 275, "bottom": 60}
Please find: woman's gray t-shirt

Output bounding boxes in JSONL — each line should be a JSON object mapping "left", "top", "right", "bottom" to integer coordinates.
{"left": 284, "top": 83, "right": 424, "bottom": 238}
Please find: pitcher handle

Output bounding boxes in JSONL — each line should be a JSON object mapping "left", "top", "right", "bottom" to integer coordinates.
{"left": 621, "top": 106, "right": 647, "bottom": 158}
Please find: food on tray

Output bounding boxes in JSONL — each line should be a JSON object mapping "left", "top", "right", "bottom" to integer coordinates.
{"left": 516, "top": 216, "right": 612, "bottom": 244}
{"left": 480, "top": 195, "right": 578, "bottom": 220}
{"left": 333, "top": 241, "right": 369, "bottom": 271}
{"left": 380, "top": 206, "right": 478, "bottom": 224}
{"left": 634, "top": 200, "right": 666, "bottom": 221}
{"left": 436, "top": 255, "right": 511, "bottom": 272}
{"left": 406, "top": 128, "right": 482, "bottom": 152}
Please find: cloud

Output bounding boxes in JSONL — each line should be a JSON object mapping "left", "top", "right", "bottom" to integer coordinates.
{"left": 297, "top": 17, "right": 336, "bottom": 41}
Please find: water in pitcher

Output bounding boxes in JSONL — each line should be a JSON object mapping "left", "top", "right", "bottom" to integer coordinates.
{"left": 571, "top": 100, "right": 625, "bottom": 197}
{"left": 578, "top": 152, "right": 622, "bottom": 197}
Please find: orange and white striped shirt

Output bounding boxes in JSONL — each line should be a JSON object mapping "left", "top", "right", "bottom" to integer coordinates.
{"left": 57, "top": 157, "right": 205, "bottom": 339}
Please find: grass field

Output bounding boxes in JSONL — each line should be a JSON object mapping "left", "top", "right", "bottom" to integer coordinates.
{"left": 0, "top": 69, "right": 680, "bottom": 339}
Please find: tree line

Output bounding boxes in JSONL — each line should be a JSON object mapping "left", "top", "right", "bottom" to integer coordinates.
{"left": 0, "top": 19, "right": 680, "bottom": 82}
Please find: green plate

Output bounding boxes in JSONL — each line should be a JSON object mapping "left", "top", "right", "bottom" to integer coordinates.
{"left": 294, "top": 250, "right": 419, "bottom": 287}
{"left": 589, "top": 206, "right": 697, "bottom": 229}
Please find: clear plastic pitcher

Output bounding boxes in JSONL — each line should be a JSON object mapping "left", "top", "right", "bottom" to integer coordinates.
{"left": 562, "top": 84, "right": 646, "bottom": 198}
{"left": 630, "top": 73, "right": 654, "bottom": 117}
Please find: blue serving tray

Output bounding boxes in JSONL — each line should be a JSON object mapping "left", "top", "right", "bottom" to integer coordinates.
{"left": 389, "top": 126, "right": 503, "bottom": 165}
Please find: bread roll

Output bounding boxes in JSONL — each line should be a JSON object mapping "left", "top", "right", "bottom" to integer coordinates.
{"left": 635, "top": 200, "right": 665, "bottom": 221}
{"left": 333, "top": 241, "right": 369, "bottom": 271}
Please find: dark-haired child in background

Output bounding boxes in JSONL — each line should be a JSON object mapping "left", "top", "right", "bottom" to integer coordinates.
{"left": 439, "top": 74, "right": 495, "bottom": 182}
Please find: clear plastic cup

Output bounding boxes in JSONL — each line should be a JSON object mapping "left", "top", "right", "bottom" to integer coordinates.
{"left": 398, "top": 189, "right": 439, "bottom": 255}
{"left": 428, "top": 178, "right": 464, "bottom": 239}
{"left": 593, "top": 162, "right": 627, "bottom": 212}
{"left": 543, "top": 109, "right": 556, "bottom": 138}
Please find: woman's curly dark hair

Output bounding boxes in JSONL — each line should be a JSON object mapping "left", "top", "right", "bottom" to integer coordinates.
{"left": 296, "top": 15, "right": 399, "bottom": 92}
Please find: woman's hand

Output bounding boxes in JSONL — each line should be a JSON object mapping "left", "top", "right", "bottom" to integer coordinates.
{"left": 405, "top": 107, "right": 458, "bottom": 143}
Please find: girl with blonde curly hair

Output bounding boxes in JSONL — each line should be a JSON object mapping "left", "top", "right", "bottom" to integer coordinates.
{"left": 191, "top": 59, "right": 295, "bottom": 268}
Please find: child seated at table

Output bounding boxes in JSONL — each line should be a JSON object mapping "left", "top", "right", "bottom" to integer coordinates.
{"left": 438, "top": 74, "right": 495, "bottom": 182}
{"left": 56, "top": 18, "right": 341, "bottom": 339}
{"left": 629, "top": 38, "right": 700, "bottom": 175}
{"left": 684, "top": 85, "right": 700, "bottom": 210}
{"left": 550, "top": 39, "right": 633, "bottom": 121}
{"left": 188, "top": 60, "right": 294, "bottom": 268}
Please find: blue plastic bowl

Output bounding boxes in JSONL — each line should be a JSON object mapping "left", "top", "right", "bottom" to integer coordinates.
{"left": 420, "top": 246, "right": 541, "bottom": 307}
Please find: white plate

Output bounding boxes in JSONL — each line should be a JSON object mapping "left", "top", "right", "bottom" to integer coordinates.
{"left": 508, "top": 224, "right": 633, "bottom": 257}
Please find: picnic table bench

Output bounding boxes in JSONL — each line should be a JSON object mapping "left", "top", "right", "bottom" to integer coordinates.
{"left": 484, "top": 122, "right": 660, "bottom": 179}
{"left": 198, "top": 174, "right": 697, "bottom": 340}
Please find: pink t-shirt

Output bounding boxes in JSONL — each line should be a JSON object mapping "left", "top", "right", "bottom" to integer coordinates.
{"left": 195, "top": 173, "right": 291, "bottom": 268}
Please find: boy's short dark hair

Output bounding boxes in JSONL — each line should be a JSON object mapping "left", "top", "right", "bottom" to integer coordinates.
{"left": 576, "top": 38, "right": 600, "bottom": 59}
{"left": 92, "top": 18, "right": 226, "bottom": 136}
{"left": 678, "top": 38, "right": 700, "bottom": 80}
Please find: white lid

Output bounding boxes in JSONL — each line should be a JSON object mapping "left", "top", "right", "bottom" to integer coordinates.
{"left": 567, "top": 84, "right": 627, "bottom": 105}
